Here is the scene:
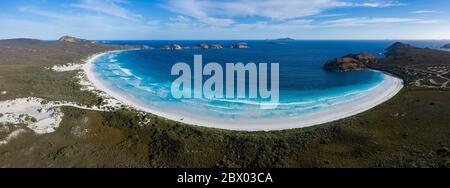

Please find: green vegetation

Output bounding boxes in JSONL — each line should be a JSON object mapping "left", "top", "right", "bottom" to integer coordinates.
{"left": 98, "top": 88, "right": 450, "bottom": 168}
{"left": 0, "top": 39, "right": 126, "bottom": 105}
{"left": 49, "top": 145, "right": 78, "bottom": 160}
{"left": 24, "top": 115, "right": 37, "bottom": 123}
{"left": 0, "top": 39, "right": 449, "bottom": 168}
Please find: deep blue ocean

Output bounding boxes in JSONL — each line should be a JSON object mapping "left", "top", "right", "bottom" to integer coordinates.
{"left": 91, "top": 40, "right": 445, "bottom": 122}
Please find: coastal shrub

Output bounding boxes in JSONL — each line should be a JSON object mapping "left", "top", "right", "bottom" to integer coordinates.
{"left": 49, "top": 145, "right": 78, "bottom": 160}
{"left": 96, "top": 97, "right": 104, "bottom": 106}
{"left": 437, "top": 146, "right": 449, "bottom": 156}
{"left": 20, "top": 115, "right": 38, "bottom": 123}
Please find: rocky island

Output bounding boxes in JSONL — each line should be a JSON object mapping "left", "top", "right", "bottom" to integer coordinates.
{"left": 269, "top": 41, "right": 287, "bottom": 45}
{"left": 231, "top": 42, "right": 249, "bottom": 49}
{"left": 200, "top": 43, "right": 210, "bottom": 49}
{"left": 268, "top": 38, "right": 295, "bottom": 44}
{"left": 210, "top": 44, "right": 223, "bottom": 49}
{"left": 160, "top": 44, "right": 182, "bottom": 50}
{"left": 441, "top": 43, "right": 450, "bottom": 49}
{"left": 191, "top": 43, "right": 222, "bottom": 49}
{"left": 158, "top": 43, "right": 226, "bottom": 50}
{"left": 273, "top": 37, "right": 295, "bottom": 41}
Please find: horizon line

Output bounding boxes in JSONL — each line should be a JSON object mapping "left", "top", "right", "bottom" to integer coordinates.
{"left": 2, "top": 37, "right": 450, "bottom": 41}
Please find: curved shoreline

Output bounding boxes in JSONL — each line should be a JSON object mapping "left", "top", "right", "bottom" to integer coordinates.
{"left": 84, "top": 50, "right": 404, "bottom": 131}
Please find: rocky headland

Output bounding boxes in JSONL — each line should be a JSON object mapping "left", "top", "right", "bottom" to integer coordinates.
{"left": 324, "top": 41, "right": 450, "bottom": 89}
{"left": 323, "top": 52, "right": 378, "bottom": 72}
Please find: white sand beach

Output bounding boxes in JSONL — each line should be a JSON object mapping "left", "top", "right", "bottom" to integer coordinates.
{"left": 84, "top": 50, "right": 404, "bottom": 131}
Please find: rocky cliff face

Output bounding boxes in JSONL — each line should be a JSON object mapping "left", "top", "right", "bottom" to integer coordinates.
{"left": 323, "top": 53, "right": 378, "bottom": 72}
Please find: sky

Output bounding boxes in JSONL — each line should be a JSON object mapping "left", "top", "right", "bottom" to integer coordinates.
{"left": 0, "top": 0, "right": 449, "bottom": 40}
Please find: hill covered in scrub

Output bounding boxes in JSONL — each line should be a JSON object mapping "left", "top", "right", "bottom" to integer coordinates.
{"left": 58, "top": 36, "right": 97, "bottom": 44}
{"left": 371, "top": 42, "right": 450, "bottom": 88}
{"left": 0, "top": 37, "right": 122, "bottom": 66}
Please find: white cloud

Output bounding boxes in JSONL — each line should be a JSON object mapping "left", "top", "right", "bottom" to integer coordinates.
{"left": 71, "top": 0, "right": 142, "bottom": 21}
{"left": 165, "top": 0, "right": 346, "bottom": 22}
{"left": 230, "top": 16, "right": 440, "bottom": 30}
{"left": 202, "top": 17, "right": 235, "bottom": 27}
{"left": 413, "top": 20, "right": 441, "bottom": 24}
{"left": 164, "top": 0, "right": 405, "bottom": 25}
{"left": 160, "top": 0, "right": 440, "bottom": 37}
{"left": 351, "top": 1, "right": 404, "bottom": 8}
{"left": 321, "top": 17, "right": 440, "bottom": 27}
{"left": 169, "top": 15, "right": 191, "bottom": 23}
{"left": 411, "top": 10, "right": 440, "bottom": 14}
{"left": 164, "top": 0, "right": 235, "bottom": 26}
{"left": 161, "top": 0, "right": 435, "bottom": 29}
{"left": 314, "top": 14, "right": 347, "bottom": 18}
{"left": 233, "top": 20, "right": 312, "bottom": 30}
{"left": 287, "top": 19, "right": 314, "bottom": 25}
{"left": 16, "top": 6, "right": 156, "bottom": 40}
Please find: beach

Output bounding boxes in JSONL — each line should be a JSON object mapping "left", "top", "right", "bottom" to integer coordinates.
{"left": 84, "top": 50, "right": 404, "bottom": 131}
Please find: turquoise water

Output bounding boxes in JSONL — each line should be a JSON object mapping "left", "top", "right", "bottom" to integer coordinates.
{"left": 92, "top": 40, "right": 392, "bottom": 121}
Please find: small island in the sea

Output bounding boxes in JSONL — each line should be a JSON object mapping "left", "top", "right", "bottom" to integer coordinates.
{"left": 230, "top": 42, "right": 250, "bottom": 48}
{"left": 268, "top": 37, "right": 295, "bottom": 44}
{"left": 271, "top": 37, "right": 296, "bottom": 41}
{"left": 159, "top": 43, "right": 240, "bottom": 50}
{"left": 441, "top": 43, "right": 450, "bottom": 49}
